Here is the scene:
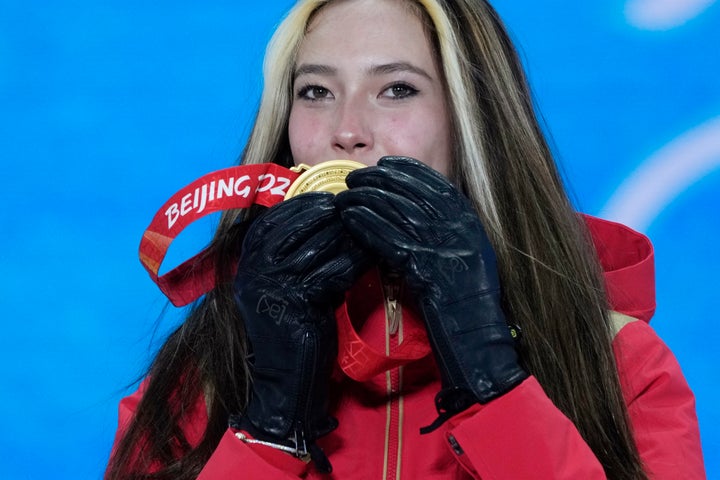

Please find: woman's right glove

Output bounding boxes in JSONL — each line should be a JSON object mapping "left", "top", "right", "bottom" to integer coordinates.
{"left": 335, "top": 157, "right": 529, "bottom": 432}
{"left": 231, "top": 192, "right": 369, "bottom": 473}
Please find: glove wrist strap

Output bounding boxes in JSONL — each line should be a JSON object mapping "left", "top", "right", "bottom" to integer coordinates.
{"left": 420, "top": 386, "right": 478, "bottom": 434}
{"left": 234, "top": 431, "right": 311, "bottom": 460}
{"left": 229, "top": 414, "right": 333, "bottom": 473}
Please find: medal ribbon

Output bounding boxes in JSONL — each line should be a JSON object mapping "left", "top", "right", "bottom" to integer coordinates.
{"left": 139, "top": 163, "right": 301, "bottom": 307}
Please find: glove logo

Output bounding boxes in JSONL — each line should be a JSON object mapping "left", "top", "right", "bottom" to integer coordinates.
{"left": 437, "top": 254, "right": 469, "bottom": 282}
{"left": 256, "top": 294, "right": 288, "bottom": 324}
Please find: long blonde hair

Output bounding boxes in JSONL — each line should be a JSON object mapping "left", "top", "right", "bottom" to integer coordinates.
{"left": 106, "top": 1, "right": 648, "bottom": 479}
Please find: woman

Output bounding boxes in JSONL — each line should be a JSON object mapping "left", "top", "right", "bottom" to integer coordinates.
{"left": 106, "top": 0, "right": 705, "bottom": 478}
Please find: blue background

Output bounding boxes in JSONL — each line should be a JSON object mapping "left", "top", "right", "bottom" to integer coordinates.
{"left": 1, "top": 1, "right": 718, "bottom": 478}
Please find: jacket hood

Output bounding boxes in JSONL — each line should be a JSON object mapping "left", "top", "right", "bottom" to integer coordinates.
{"left": 583, "top": 215, "right": 655, "bottom": 323}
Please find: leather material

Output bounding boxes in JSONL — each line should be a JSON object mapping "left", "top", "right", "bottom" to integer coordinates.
{"left": 233, "top": 192, "right": 370, "bottom": 466}
{"left": 335, "top": 157, "right": 528, "bottom": 424}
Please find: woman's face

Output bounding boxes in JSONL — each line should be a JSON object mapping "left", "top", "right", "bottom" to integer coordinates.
{"left": 288, "top": 0, "right": 453, "bottom": 176}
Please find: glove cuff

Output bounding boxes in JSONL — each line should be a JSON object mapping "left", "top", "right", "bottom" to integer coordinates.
{"left": 419, "top": 366, "right": 529, "bottom": 435}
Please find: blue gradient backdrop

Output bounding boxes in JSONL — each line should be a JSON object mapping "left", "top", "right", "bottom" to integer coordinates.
{"left": 1, "top": 1, "right": 718, "bottom": 478}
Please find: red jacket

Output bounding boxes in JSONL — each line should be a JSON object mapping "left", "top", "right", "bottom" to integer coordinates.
{"left": 111, "top": 216, "right": 705, "bottom": 479}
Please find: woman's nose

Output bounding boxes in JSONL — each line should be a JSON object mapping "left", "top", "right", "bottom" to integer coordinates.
{"left": 331, "top": 101, "right": 373, "bottom": 154}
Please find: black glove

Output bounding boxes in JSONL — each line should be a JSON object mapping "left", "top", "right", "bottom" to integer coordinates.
{"left": 335, "top": 156, "right": 528, "bottom": 432}
{"left": 231, "top": 193, "right": 369, "bottom": 472}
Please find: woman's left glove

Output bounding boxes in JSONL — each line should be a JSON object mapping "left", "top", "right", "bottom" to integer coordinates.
{"left": 335, "top": 156, "right": 528, "bottom": 432}
{"left": 232, "top": 192, "right": 369, "bottom": 472}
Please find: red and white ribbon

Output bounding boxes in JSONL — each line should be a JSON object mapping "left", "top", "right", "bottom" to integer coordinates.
{"left": 139, "top": 163, "right": 300, "bottom": 306}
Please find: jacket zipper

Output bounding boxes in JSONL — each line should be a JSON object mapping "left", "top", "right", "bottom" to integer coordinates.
{"left": 382, "top": 273, "right": 403, "bottom": 480}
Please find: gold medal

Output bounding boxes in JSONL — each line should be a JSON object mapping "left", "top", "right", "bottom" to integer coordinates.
{"left": 285, "top": 160, "right": 366, "bottom": 199}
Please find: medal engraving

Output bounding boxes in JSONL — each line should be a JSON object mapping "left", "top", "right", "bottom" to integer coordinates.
{"left": 285, "top": 160, "right": 366, "bottom": 199}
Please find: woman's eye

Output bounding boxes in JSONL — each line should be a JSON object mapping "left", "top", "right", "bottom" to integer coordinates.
{"left": 381, "top": 83, "right": 418, "bottom": 99}
{"left": 297, "top": 85, "right": 332, "bottom": 101}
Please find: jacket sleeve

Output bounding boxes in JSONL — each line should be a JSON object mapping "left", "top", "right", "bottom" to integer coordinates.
{"left": 444, "top": 376, "right": 607, "bottom": 479}
{"left": 109, "top": 381, "right": 311, "bottom": 479}
{"left": 613, "top": 321, "right": 706, "bottom": 479}
{"left": 441, "top": 321, "right": 707, "bottom": 480}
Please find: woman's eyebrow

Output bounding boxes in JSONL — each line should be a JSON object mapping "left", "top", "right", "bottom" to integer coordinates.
{"left": 293, "top": 62, "right": 432, "bottom": 80}
{"left": 294, "top": 63, "right": 337, "bottom": 79}
{"left": 368, "top": 62, "right": 432, "bottom": 80}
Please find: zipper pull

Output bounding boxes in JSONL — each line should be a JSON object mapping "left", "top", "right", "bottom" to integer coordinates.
{"left": 381, "top": 270, "right": 402, "bottom": 335}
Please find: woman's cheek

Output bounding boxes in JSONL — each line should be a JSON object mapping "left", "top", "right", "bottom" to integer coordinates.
{"left": 288, "top": 117, "right": 316, "bottom": 164}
